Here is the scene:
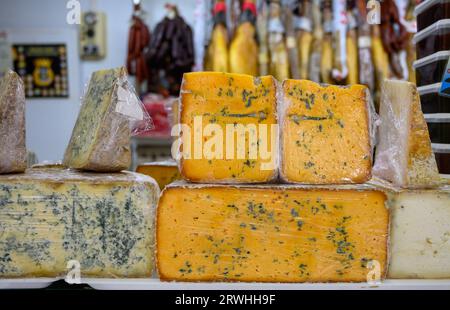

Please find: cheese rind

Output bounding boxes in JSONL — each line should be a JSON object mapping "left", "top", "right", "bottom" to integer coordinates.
{"left": 388, "top": 186, "right": 450, "bottom": 279}
{"left": 63, "top": 67, "right": 132, "bottom": 172}
{"left": 157, "top": 182, "right": 389, "bottom": 282}
{"left": 0, "top": 168, "right": 159, "bottom": 278}
{"left": 136, "top": 161, "right": 181, "bottom": 190}
{"left": 0, "top": 70, "right": 26, "bottom": 174}
{"left": 280, "top": 80, "right": 374, "bottom": 184}
{"left": 373, "top": 80, "right": 441, "bottom": 188}
{"left": 179, "top": 72, "right": 278, "bottom": 183}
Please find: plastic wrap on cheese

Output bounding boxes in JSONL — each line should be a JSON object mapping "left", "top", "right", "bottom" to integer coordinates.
{"left": 373, "top": 79, "right": 441, "bottom": 188}
{"left": 0, "top": 168, "right": 159, "bottom": 278}
{"left": 63, "top": 67, "right": 153, "bottom": 172}
{"left": 279, "top": 80, "right": 377, "bottom": 184}
{"left": 0, "top": 70, "right": 27, "bottom": 174}
{"left": 157, "top": 182, "right": 389, "bottom": 283}
{"left": 175, "top": 72, "right": 278, "bottom": 183}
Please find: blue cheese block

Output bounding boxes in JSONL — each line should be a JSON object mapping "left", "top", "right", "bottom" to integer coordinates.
{"left": 0, "top": 168, "right": 159, "bottom": 278}
{"left": 63, "top": 67, "right": 131, "bottom": 172}
{"left": 388, "top": 185, "right": 450, "bottom": 278}
{"left": 0, "top": 70, "right": 26, "bottom": 174}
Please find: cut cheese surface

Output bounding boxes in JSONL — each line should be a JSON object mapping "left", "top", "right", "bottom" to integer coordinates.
{"left": 388, "top": 186, "right": 450, "bottom": 279}
{"left": 136, "top": 161, "right": 181, "bottom": 190}
{"left": 0, "top": 70, "right": 26, "bottom": 174}
{"left": 0, "top": 168, "right": 159, "bottom": 278}
{"left": 281, "top": 80, "right": 373, "bottom": 184}
{"left": 179, "top": 72, "right": 278, "bottom": 183}
{"left": 63, "top": 67, "right": 131, "bottom": 172}
{"left": 373, "top": 80, "right": 441, "bottom": 188}
{"left": 157, "top": 183, "right": 388, "bottom": 282}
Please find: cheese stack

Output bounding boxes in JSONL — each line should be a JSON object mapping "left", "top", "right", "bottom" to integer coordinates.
{"left": 0, "top": 68, "right": 160, "bottom": 280}
{"left": 157, "top": 72, "right": 389, "bottom": 283}
{"left": 373, "top": 80, "right": 450, "bottom": 279}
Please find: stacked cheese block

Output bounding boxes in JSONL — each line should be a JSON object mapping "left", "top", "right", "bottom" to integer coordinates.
{"left": 157, "top": 72, "right": 390, "bottom": 282}
{"left": 373, "top": 80, "right": 450, "bottom": 279}
{"left": 0, "top": 67, "right": 159, "bottom": 279}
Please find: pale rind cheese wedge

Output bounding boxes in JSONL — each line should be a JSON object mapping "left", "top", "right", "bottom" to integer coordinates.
{"left": 0, "top": 70, "right": 26, "bottom": 174}
{"left": 373, "top": 79, "right": 441, "bottom": 188}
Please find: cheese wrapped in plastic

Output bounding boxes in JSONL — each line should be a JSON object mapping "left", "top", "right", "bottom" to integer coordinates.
{"left": 177, "top": 72, "right": 278, "bottom": 183}
{"left": 373, "top": 80, "right": 441, "bottom": 188}
{"left": 280, "top": 80, "right": 376, "bottom": 184}
{"left": 157, "top": 182, "right": 389, "bottom": 282}
{"left": 0, "top": 70, "right": 26, "bottom": 174}
{"left": 0, "top": 168, "right": 159, "bottom": 278}
{"left": 63, "top": 67, "right": 152, "bottom": 172}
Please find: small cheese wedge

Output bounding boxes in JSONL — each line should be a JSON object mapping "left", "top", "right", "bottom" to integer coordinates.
{"left": 136, "top": 161, "right": 181, "bottom": 190}
{"left": 0, "top": 70, "right": 26, "bottom": 174}
{"left": 388, "top": 186, "right": 450, "bottom": 279}
{"left": 179, "top": 72, "right": 278, "bottom": 183}
{"left": 63, "top": 67, "right": 132, "bottom": 172}
{"left": 281, "top": 80, "right": 374, "bottom": 184}
{"left": 373, "top": 79, "right": 441, "bottom": 188}
{"left": 157, "top": 183, "right": 389, "bottom": 282}
{"left": 0, "top": 168, "right": 159, "bottom": 278}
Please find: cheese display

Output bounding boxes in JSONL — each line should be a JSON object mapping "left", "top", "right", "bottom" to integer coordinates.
{"left": 63, "top": 67, "right": 149, "bottom": 172}
{"left": 0, "top": 168, "right": 159, "bottom": 278}
{"left": 280, "top": 79, "right": 374, "bottom": 184}
{"left": 388, "top": 186, "right": 450, "bottom": 279}
{"left": 179, "top": 72, "right": 278, "bottom": 183}
{"left": 0, "top": 70, "right": 27, "bottom": 174}
{"left": 136, "top": 161, "right": 181, "bottom": 190}
{"left": 373, "top": 80, "right": 441, "bottom": 188}
{"left": 157, "top": 182, "right": 389, "bottom": 282}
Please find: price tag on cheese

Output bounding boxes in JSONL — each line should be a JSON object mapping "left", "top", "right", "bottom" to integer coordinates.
{"left": 439, "top": 56, "right": 450, "bottom": 98}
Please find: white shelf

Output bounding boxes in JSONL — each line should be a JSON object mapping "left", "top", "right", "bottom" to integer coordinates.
{"left": 2, "top": 278, "right": 450, "bottom": 290}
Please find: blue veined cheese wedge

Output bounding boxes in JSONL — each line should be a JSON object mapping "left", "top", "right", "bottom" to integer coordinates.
{"left": 0, "top": 168, "right": 159, "bottom": 278}
{"left": 388, "top": 185, "right": 450, "bottom": 279}
{"left": 63, "top": 67, "right": 131, "bottom": 172}
{"left": 0, "top": 70, "right": 26, "bottom": 174}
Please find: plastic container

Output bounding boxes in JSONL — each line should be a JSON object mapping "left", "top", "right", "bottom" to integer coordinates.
{"left": 418, "top": 83, "right": 450, "bottom": 113}
{"left": 415, "top": 0, "right": 450, "bottom": 31}
{"left": 413, "top": 19, "right": 450, "bottom": 59}
{"left": 425, "top": 114, "right": 450, "bottom": 144}
{"left": 413, "top": 51, "right": 450, "bottom": 86}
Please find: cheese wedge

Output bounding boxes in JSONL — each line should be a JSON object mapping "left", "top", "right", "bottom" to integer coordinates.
{"left": 136, "top": 161, "right": 181, "bottom": 190}
{"left": 373, "top": 80, "right": 441, "bottom": 188}
{"left": 179, "top": 72, "right": 278, "bottom": 183}
{"left": 0, "top": 70, "right": 26, "bottom": 174}
{"left": 281, "top": 80, "right": 374, "bottom": 184}
{"left": 388, "top": 186, "right": 450, "bottom": 278}
{"left": 0, "top": 168, "right": 159, "bottom": 278}
{"left": 157, "top": 183, "right": 389, "bottom": 282}
{"left": 63, "top": 67, "right": 132, "bottom": 172}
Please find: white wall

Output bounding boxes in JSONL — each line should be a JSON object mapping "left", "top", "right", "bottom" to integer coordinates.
{"left": 0, "top": 0, "right": 195, "bottom": 162}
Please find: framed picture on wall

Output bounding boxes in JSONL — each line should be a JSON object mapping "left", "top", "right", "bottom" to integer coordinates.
{"left": 12, "top": 44, "right": 69, "bottom": 98}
